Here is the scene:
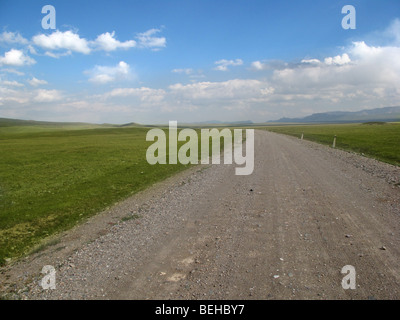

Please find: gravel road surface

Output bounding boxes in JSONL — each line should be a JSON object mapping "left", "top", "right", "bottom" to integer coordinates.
{"left": 1, "top": 130, "right": 399, "bottom": 300}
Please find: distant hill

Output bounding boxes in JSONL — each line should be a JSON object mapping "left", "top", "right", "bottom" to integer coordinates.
{"left": 118, "top": 122, "right": 143, "bottom": 127}
{"left": 0, "top": 117, "right": 145, "bottom": 129}
{"left": 0, "top": 118, "right": 59, "bottom": 127}
{"left": 0, "top": 118, "right": 123, "bottom": 134}
{"left": 0, "top": 117, "right": 109, "bottom": 128}
{"left": 271, "top": 107, "right": 400, "bottom": 123}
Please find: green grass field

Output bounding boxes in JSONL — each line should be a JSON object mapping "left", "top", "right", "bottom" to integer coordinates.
{"left": 0, "top": 123, "right": 226, "bottom": 265}
{"left": 263, "top": 122, "right": 400, "bottom": 166}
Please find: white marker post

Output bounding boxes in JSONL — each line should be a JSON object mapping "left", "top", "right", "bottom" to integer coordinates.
{"left": 332, "top": 135, "right": 337, "bottom": 148}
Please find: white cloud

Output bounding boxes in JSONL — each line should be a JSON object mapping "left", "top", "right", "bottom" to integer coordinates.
{"left": 172, "top": 68, "right": 205, "bottom": 81}
{"left": 214, "top": 59, "right": 243, "bottom": 71}
{"left": 300, "top": 58, "right": 321, "bottom": 65}
{"left": 105, "top": 87, "right": 166, "bottom": 102}
{"left": 169, "top": 79, "right": 273, "bottom": 100}
{"left": 263, "top": 40, "right": 400, "bottom": 116}
{"left": 90, "top": 74, "right": 114, "bottom": 84}
{"left": 0, "top": 92, "right": 29, "bottom": 104}
{"left": 1, "top": 68, "right": 25, "bottom": 76}
{"left": 0, "top": 31, "right": 29, "bottom": 45}
{"left": 1, "top": 28, "right": 165, "bottom": 62}
{"left": 0, "top": 80, "right": 24, "bottom": 87}
{"left": 251, "top": 61, "right": 267, "bottom": 70}
{"left": 95, "top": 79, "right": 275, "bottom": 121}
{"left": 27, "top": 45, "right": 38, "bottom": 55}
{"left": 324, "top": 53, "right": 351, "bottom": 66}
{"left": 44, "top": 50, "right": 72, "bottom": 58}
{"left": 32, "top": 30, "right": 91, "bottom": 55}
{"left": 87, "top": 61, "right": 131, "bottom": 84}
{"left": 172, "top": 68, "right": 193, "bottom": 75}
{"left": 350, "top": 41, "right": 383, "bottom": 59}
{"left": 136, "top": 28, "right": 166, "bottom": 50}
{"left": 33, "top": 89, "right": 63, "bottom": 102}
{"left": 28, "top": 77, "right": 48, "bottom": 87}
{"left": 139, "top": 37, "right": 397, "bottom": 121}
{"left": 0, "top": 49, "right": 36, "bottom": 66}
{"left": 251, "top": 60, "right": 291, "bottom": 71}
{"left": 0, "top": 85, "right": 29, "bottom": 104}
{"left": 93, "top": 31, "right": 136, "bottom": 51}
{"left": 271, "top": 42, "right": 398, "bottom": 89}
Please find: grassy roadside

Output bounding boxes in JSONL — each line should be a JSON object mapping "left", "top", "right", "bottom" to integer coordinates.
{"left": 263, "top": 122, "right": 400, "bottom": 166}
{"left": 0, "top": 125, "right": 236, "bottom": 265}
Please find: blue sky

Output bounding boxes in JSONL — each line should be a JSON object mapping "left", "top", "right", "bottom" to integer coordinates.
{"left": 0, "top": 0, "right": 399, "bottom": 124}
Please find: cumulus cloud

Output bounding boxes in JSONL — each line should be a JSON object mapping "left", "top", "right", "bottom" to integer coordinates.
{"left": 274, "top": 42, "right": 400, "bottom": 88}
{"left": 300, "top": 58, "right": 322, "bottom": 65}
{"left": 0, "top": 31, "right": 29, "bottom": 45}
{"left": 214, "top": 59, "right": 243, "bottom": 71}
{"left": 350, "top": 41, "right": 400, "bottom": 84}
{"left": 33, "top": 89, "right": 63, "bottom": 102}
{"left": 2, "top": 28, "right": 165, "bottom": 60}
{"left": 324, "top": 53, "right": 351, "bottom": 66}
{"left": 87, "top": 61, "right": 131, "bottom": 84}
{"left": 155, "top": 38, "right": 399, "bottom": 121}
{"left": 0, "top": 49, "right": 36, "bottom": 66}
{"left": 92, "top": 31, "right": 136, "bottom": 51}
{"left": 300, "top": 54, "right": 351, "bottom": 66}
{"left": 0, "top": 86, "right": 62, "bottom": 105}
{"left": 28, "top": 77, "right": 48, "bottom": 86}
{"left": 136, "top": 28, "right": 166, "bottom": 50}
{"left": 169, "top": 79, "right": 275, "bottom": 102}
{"left": 94, "top": 79, "right": 275, "bottom": 120}
{"left": 32, "top": 30, "right": 91, "bottom": 54}
{"left": 0, "top": 79, "right": 24, "bottom": 87}
{"left": 251, "top": 60, "right": 266, "bottom": 70}
{"left": 0, "top": 86, "right": 29, "bottom": 104}
{"left": 254, "top": 40, "right": 400, "bottom": 117}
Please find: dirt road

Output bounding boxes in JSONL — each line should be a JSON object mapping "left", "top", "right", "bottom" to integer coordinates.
{"left": 1, "top": 130, "right": 400, "bottom": 299}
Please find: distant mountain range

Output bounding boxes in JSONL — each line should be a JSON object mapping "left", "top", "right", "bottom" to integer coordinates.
{"left": 271, "top": 107, "right": 400, "bottom": 123}
{"left": 2, "top": 107, "right": 399, "bottom": 128}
